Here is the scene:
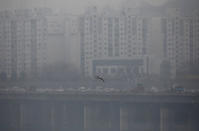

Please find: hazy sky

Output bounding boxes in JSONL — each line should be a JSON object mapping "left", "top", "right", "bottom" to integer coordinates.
{"left": 1, "top": 0, "right": 198, "bottom": 14}
{"left": 0, "top": 0, "right": 171, "bottom": 13}
{"left": 0, "top": 0, "right": 123, "bottom": 13}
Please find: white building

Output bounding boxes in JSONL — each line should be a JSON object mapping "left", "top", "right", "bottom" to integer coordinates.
{"left": 192, "top": 10, "right": 199, "bottom": 66}
{"left": 80, "top": 7, "right": 149, "bottom": 78}
{"left": 0, "top": 9, "right": 48, "bottom": 79}
{"left": 161, "top": 8, "right": 199, "bottom": 78}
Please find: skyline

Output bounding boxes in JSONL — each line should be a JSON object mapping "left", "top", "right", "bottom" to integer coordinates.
{"left": 0, "top": 0, "right": 199, "bottom": 80}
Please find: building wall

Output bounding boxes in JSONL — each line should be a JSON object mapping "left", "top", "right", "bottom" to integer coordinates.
{"left": 65, "top": 15, "right": 81, "bottom": 71}
{"left": 80, "top": 7, "right": 149, "bottom": 77}
{"left": 162, "top": 9, "right": 199, "bottom": 78}
{"left": 0, "top": 99, "right": 198, "bottom": 131}
{"left": 0, "top": 9, "right": 48, "bottom": 79}
{"left": 46, "top": 12, "right": 66, "bottom": 65}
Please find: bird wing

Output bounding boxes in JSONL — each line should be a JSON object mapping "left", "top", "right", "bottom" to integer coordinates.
{"left": 96, "top": 76, "right": 105, "bottom": 82}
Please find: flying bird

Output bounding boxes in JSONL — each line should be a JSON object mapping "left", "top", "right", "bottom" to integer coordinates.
{"left": 95, "top": 75, "right": 105, "bottom": 82}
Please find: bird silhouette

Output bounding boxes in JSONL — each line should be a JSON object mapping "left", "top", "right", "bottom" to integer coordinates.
{"left": 95, "top": 75, "right": 105, "bottom": 82}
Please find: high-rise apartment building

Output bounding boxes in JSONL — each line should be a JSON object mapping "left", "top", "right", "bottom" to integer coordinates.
{"left": 192, "top": 10, "right": 199, "bottom": 67}
{"left": 161, "top": 8, "right": 199, "bottom": 78}
{"left": 46, "top": 11, "right": 81, "bottom": 71}
{"left": 80, "top": 7, "right": 149, "bottom": 78}
{"left": 0, "top": 9, "right": 48, "bottom": 79}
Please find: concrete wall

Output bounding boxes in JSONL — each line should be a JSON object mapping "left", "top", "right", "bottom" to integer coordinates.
{"left": 0, "top": 100, "right": 198, "bottom": 131}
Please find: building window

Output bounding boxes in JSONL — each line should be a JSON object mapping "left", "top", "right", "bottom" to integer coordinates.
{"left": 97, "top": 68, "right": 101, "bottom": 74}
{"left": 111, "top": 68, "right": 116, "bottom": 74}
{"left": 103, "top": 68, "right": 108, "bottom": 74}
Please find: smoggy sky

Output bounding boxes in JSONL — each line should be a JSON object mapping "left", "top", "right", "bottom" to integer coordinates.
{"left": 0, "top": 0, "right": 171, "bottom": 13}
{"left": 1, "top": 0, "right": 198, "bottom": 14}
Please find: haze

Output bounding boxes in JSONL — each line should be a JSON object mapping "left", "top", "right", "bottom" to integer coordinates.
{"left": 0, "top": 0, "right": 170, "bottom": 13}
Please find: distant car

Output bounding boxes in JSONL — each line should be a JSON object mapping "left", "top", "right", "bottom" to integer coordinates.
{"left": 56, "top": 88, "right": 64, "bottom": 92}
{"left": 171, "top": 84, "right": 184, "bottom": 93}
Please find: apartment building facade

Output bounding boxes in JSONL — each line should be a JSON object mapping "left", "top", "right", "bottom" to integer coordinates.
{"left": 80, "top": 7, "right": 149, "bottom": 78}
{"left": 162, "top": 9, "right": 199, "bottom": 78}
{"left": 0, "top": 9, "right": 48, "bottom": 79}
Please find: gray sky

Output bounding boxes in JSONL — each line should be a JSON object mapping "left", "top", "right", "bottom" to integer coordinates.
{"left": 0, "top": 0, "right": 123, "bottom": 13}
{"left": 0, "top": 0, "right": 171, "bottom": 14}
{"left": 1, "top": 0, "right": 198, "bottom": 14}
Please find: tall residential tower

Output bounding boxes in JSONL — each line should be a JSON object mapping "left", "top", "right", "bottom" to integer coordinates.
{"left": 0, "top": 9, "right": 48, "bottom": 79}
{"left": 80, "top": 7, "right": 149, "bottom": 78}
{"left": 162, "top": 9, "right": 199, "bottom": 78}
